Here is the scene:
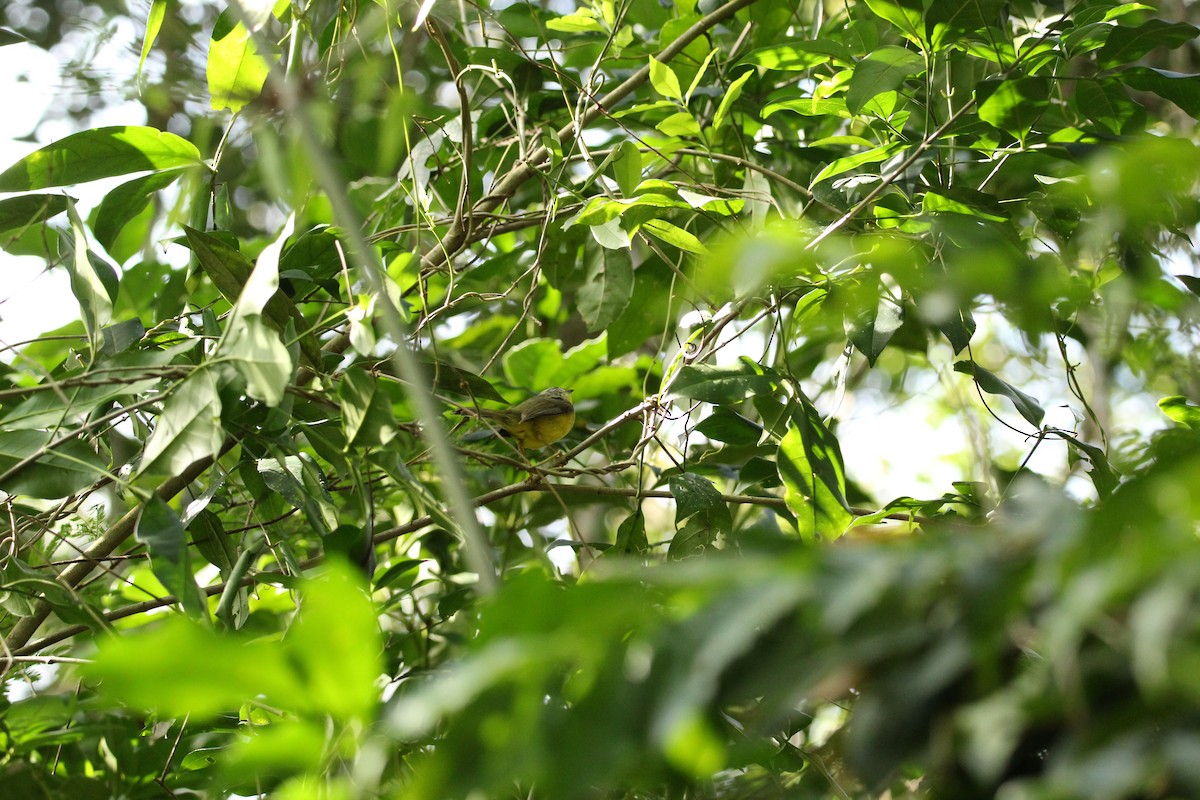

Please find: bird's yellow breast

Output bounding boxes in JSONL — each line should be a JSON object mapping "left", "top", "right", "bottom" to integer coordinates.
{"left": 510, "top": 409, "right": 575, "bottom": 450}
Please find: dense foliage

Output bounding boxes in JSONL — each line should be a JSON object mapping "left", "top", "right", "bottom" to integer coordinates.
{"left": 2, "top": 0, "right": 1200, "bottom": 797}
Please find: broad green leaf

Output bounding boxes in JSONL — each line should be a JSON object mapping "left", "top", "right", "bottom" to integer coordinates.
{"left": 0, "top": 28, "right": 26, "bottom": 46}
{"left": 257, "top": 454, "right": 338, "bottom": 535}
{"left": 846, "top": 46, "right": 925, "bottom": 115}
{"left": 1122, "top": 68, "right": 1200, "bottom": 118}
{"left": 1073, "top": 78, "right": 1144, "bottom": 136}
{"left": 220, "top": 314, "right": 293, "bottom": 407}
{"left": 136, "top": 494, "right": 207, "bottom": 618}
{"left": 763, "top": 97, "right": 850, "bottom": 118}
{"left": 649, "top": 55, "right": 683, "bottom": 102}
{"left": 1060, "top": 434, "right": 1119, "bottom": 497}
{"left": 685, "top": 48, "right": 717, "bottom": 102}
{"left": 812, "top": 142, "right": 906, "bottom": 185}
{"left": 545, "top": 8, "right": 604, "bottom": 32}
{"left": 713, "top": 69, "right": 753, "bottom": 131}
{"left": 340, "top": 367, "right": 399, "bottom": 447}
{"left": 578, "top": 245, "right": 633, "bottom": 331}
{"left": 848, "top": 292, "right": 904, "bottom": 366}
{"left": 777, "top": 402, "right": 853, "bottom": 542}
{"left": 0, "top": 429, "right": 108, "bottom": 499}
{"left": 694, "top": 409, "right": 763, "bottom": 445}
{"left": 285, "top": 561, "right": 382, "bottom": 720}
{"left": 936, "top": 308, "right": 976, "bottom": 354}
{"left": 65, "top": 200, "right": 116, "bottom": 351}
{"left": 642, "top": 219, "right": 708, "bottom": 255}
{"left": 921, "top": 190, "right": 1008, "bottom": 221}
{"left": 0, "top": 194, "right": 68, "bottom": 234}
{"left": 976, "top": 78, "right": 1051, "bottom": 139}
{"left": 184, "top": 226, "right": 305, "bottom": 341}
{"left": 677, "top": 189, "right": 743, "bottom": 215}
{"left": 864, "top": 0, "right": 928, "bottom": 50}
{"left": 0, "top": 126, "right": 202, "bottom": 191}
{"left": 673, "top": 361, "right": 775, "bottom": 404}
{"left": 670, "top": 472, "right": 728, "bottom": 526}
{"left": 1097, "top": 20, "right": 1199, "bottom": 69}
{"left": 208, "top": 10, "right": 273, "bottom": 112}
{"left": 611, "top": 510, "right": 649, "bottom": 555}
{"left": 656, "top": 111, "right": 702, "bottom": 137}
{"left": 139, "top": 369, "right": 224, "bottom": 478}
{"left": 85, "top": 617, "right": 305, "bottom": 720}
{"left": 232, "top": 214, "right": 293, "bottom": 318}
{"left": 190, "top": 509, "right": 236, "bottom": 575}
{"left": 94, "top": 168, "right": 186, "bottom": 251}
{"left": 927, "top": 0, "right": 1007, "bottom": 50}
{"left": 138, "top": 0, "right": 167, "bottom": 79}
{"left": 953, "top": 360, "right": 1044, "bottom": 427}
{"left": 589, "top": 216, "right": 631, "bottom": 250}
{"left": 739, "top": 41, "right": 855, "bottom": 70}
{"left": 612, "top": 141, "right": 642, "bottom": 197}
{"left": 1158, "top": 396, "right": 1200, "bottom": 430}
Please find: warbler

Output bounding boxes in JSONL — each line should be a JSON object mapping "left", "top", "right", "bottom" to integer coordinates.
{"left": 456, "top": 387, "right": 575, "bottom": 451}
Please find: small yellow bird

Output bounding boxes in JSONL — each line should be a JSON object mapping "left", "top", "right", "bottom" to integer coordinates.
{"left": 456, "top": 387, "right": 575, "bottom": 451}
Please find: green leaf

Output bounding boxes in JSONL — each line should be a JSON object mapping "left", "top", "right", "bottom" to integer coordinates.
{"left": 927, "top": 0, "right": 1007, "bottom": 50}
{"left": 777, "top": 399, "right": 853, "bottom": 542}
{"left": 612, "top": 141, "right": 642, "bottom": 197}
{"left": 1121, "top": 68, "right": 1200, "bottom": 118}
{"left": 65, "top": 200, "right": 116, "bottom": 350}
{"left": 545, "top": 8, "right": 604, "bottom": 32}
{"left": 739, "top": 41, "right": 856, "bottom": 70}
{"left": 0, "top": 126, "right": 202, "bottom": 191}
{"left": 139, "top": 370, "right": 224, "bottom": 478}
{"left": 921, "top": 190, "right": 1008, "bottom": 221}
{"left": 208, "top": 10, "right": 274, "bottom": 112}
{"left": 0, "top": 194, "right": 68, "bottom": 234}
{"left": 976, "top": 78, "right": 1051, "bottom": 139}
{"left": 611, "top": 510, "right": 649, "bottom": 555}
{"left": 1060, "top": 434, "right": 1119, "bottom": 497}
{"left": 812, "top": 143, "right": 906, "bottom": 186}
{"left": 656, "top": 111, "right": 702, "bottom": 137}
{"left": 642, "top": 219, "right": 708, "bottom": 254}
{"left": 936, "top": 308, "right": 976, "bottom": 354}
{"left": 220, "top": 314, "right": 293, "bottom": 407}
{"left": 136, "top": 494, "right": 208, "bottom": 618}
{"left": 340, "top": 367, "right": 399, "bottom": 447}
{"left": 763, "top": 97, "right": 850, "bottom": 119}
{"left": 864, "top": 0, "right": 928, "bottom": 50}
{"left": 232, "top": 214, "right": 292, "bottom": 318}
{"left": 848, "top": 292, "right": 904, "bottom": 366}
{"left": 846, "top": 46, "right": 925, "bottom": 115}
{"left": 685, "top": 48, "right": 718, "bottom": 103}
{"left": 0, "top": 429, "right": 108, "bottom": 499}
{"left": 284, "top": 561, "right": 382, "bottom": 719}
{"left": 649, "top": 55, "right": 683, "bottom": 102}
{"left": 673, "top": 361, "right": 775, "bottom": 404}
{"left": 94, "top": 169, "right": 186, "bottom": 251}
{"left": 1073, "top": 78, "right": 1144, "bottom": 136}
{"left": 588, "top": 216, "right": 631, "bottom": 250}
{"left": 257, "top": 454, "right": 338, "bottom": 535}
{"left": 139, "top": 0, "right": 167, "bottom": 79}
{"left": 1158, "top": 396, "right": 1200, "bottom": 430}
{"left": 694, "top": 409, "right": 763, "bottom": 446}
{"left": 953, "top": 360, "right": 1045, "bottom": 427}
{"left": 668, "top": 473, "right": 731, "bottom": 556}
{"left": 713, "top": 69, "right": 753, "bottom": 131}
{"left": 85, "top": 617, "right": 305, "bottom": 720}
{"left": 578, "top": 245, "right": 634, "bottom": 331}
{"left": 1098, "top": 20, "right": 1199, "bottom": 69}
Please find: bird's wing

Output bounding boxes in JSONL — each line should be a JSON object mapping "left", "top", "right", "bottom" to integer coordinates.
{"left": 521, "top": 398, "right": 573, "bottom": 421}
